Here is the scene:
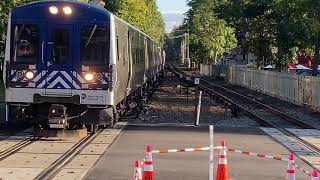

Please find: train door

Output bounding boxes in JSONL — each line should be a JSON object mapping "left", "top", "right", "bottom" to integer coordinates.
{"left": 126, "top": 31, "right": 133, "bottom": 93}
{"left": 144, "top": 37, "right": 149, "bottom": 82}
{"left": 44, "top": 24, "right": 75, "bottom": 96}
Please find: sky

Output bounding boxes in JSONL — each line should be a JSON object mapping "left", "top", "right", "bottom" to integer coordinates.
{"left": 156, "top": 0, "right": 188, "bottom": 14}
{"left": 156, "top": 0, "right": 188, "bottom": 32}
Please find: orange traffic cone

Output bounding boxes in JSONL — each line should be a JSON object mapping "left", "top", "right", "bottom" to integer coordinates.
{"left": 143, "top": 146, "right": 154, "bottom": 180}
{"left": 286, "top": 153, "right": 295, "bottom": 180}
{"left": 311, "top": 169, "right": 319, "bottom": 180}
{"left": 134, "top": 160, "right": 142, "bottom": 180}
{"left": 216, "top": 141, "right": 229, "bottom": 180}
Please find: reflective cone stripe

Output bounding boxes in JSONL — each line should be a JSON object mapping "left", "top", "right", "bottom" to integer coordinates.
{"left": 286, "top": 153, "right": 295, "bottom": 180}
{"left": 134, "top": 160, "right": 142, "bottom": 180}
{"left": 219, "top": 154, "right": 227, "bottom": 165}
{"left": 312, "top": 169, "right": 319, "bottom": 180}
{"left": 294, "top": 164, "right": 312, "bottom": 177}
{"left": 216, "top": 141, "right": 229, "bottom": 180}
{"left": 143, "top": 146, "right": 154, "bottom": 180}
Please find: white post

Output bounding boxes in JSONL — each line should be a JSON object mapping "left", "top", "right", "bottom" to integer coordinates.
{"left": 184, "top": 36, "right": 187, "bottom": 65}
{"left": 195, "top": 91, "right": 202, "bottom": 126}
{"left": 209, "top": 125, "right": 214, "bottom": 180}
{"left": 5, "top": 104, "right": 9, "bottom": 122}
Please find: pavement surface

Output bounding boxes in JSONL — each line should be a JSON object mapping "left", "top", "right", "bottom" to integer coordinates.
{"left": 84, "top": 125, "right": 312, "bottom": 180}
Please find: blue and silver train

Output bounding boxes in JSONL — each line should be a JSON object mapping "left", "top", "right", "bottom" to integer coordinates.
{"left": 4, "top": 0, "right": 165, "bottom": 131}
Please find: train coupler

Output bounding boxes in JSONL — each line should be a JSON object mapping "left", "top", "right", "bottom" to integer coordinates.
{"left": 48, "top": 104, "right": 68, "bottom": 129}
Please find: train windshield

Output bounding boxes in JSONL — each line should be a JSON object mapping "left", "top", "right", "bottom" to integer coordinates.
{"left": 80, "top": 25, "right": 110, "bottom": 65}
{"left": 52, "top": 29, "right": 70, "bottom": 64}
{"left": 11, "top": 24, "right": 38, "bottom": 64}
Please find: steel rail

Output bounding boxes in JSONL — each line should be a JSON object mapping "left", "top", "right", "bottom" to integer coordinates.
{"left": 34, "top": 130, "right": 102, "bottom": 180}
{"left": 169, "top": 64, "right": 315, "bottom": 129}
{"left": 202, "top": 84, "right": 320, "bottom": 169}
{"left": 201, "top": 78, "right": 316, "bottom": 129}
{"left": 0, "top": 136, "right": 38, "bottom": 161}
{"left": 167, "top": 65, "right": 320, "bottom": 169}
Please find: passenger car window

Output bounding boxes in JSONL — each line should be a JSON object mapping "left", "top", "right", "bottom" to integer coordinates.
{"left": 11, "top": 24, "right": 38, "bottom": 64}
{"left": 81, "top": 25, "right": 110, "bottom": 65}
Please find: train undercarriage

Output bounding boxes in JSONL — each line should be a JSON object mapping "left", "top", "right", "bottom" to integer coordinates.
{"left": 7, "top": 74, "right": 163, "bottom": 133}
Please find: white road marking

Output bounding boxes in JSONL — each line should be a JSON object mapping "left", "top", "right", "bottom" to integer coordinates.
{"left": 261, "top": 127, "right": 320, "bottom": 168}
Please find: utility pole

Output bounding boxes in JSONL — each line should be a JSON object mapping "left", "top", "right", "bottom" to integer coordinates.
{"left": 313, "top": 31, "right": 320, "bottom": 76}
{"left": 186, "top": 32, "right": 190, "bottom": 69}
{"left": 181, "top": 41, "right": 185, "bottom": 64}
{"left": 168, "top": 30, "right": 191, "bottom": 68}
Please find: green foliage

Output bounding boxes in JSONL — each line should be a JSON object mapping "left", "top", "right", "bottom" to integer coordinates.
{"left": 116, "top": 0, "right": 165, "bottom": 46}
{"left": 184, "top": 0, "right": 237, "bottom": 64}
{"left": 103, "top": 0, "right": 123, "bottom": 15}
{"left": 164, "top": 27, "right": 189, "bottom": 63}
{"left": 215, "top": 0, "right": 320, "bottom": 69}
{"left": 103, "top": 0, "right": 164, "bottom": 45}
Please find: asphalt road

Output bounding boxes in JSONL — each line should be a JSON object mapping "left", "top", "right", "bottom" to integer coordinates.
{"left": 84, "top": 125, "right": 311, "bottom": 180}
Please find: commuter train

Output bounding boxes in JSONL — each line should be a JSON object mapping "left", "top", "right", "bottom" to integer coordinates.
{"left": 4, "top": 0, "right": 165, "bottom": 132}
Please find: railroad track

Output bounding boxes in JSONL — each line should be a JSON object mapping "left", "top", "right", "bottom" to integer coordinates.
{"left": 167, "top": 65, "right": 320, "bottom": 169}
{"left": 34, "top": 129, "right": 102, "bottom": 180}
{"left": 0, "top": 127, "right": 39, "bottom": 161}
{"left": 0, "top": 136, "right": 39, "bottom": 161}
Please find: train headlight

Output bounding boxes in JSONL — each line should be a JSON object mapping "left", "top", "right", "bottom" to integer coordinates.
{"left": 63, "top": 6, "right": 72, "bottom": 15}
{"left": 49, "top": 6, "right": 59, "bottom": 15}
{"left": 25, "top": 71, "right": 34, "bottom": 80}
{"left": 85, "top": 73, "right": 94, "bottom": 81}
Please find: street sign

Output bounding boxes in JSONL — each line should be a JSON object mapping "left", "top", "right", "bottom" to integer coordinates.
{"left": 194, "top": 78, "right": 200, "bottom": 85}
{"left": 186, "top": 77, "right": 191, "bottom": 81}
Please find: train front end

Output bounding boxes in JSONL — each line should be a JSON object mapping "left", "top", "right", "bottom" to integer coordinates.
{"left": 4, "top": 1, "right": 116, "bottom": 130}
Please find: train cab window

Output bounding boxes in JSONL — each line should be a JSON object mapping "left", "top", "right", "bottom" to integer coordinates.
{"left": 11, "top": 25, "right": 38, "bottom": 64}
{"left": 81, "top": 25, "right": 110, "bottom": 65}
{"left": 52, "top": 29, "right": 69, "bottom": 64}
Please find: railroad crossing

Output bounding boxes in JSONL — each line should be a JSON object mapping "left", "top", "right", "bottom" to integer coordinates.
{"left": 2, "top": 0, "right": 320, "bottom": 179}
{"left": 0, "top": 66, "right": 319, "bottom": 179}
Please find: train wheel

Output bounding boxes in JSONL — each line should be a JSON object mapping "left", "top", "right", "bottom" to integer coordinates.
{"left": 6, "top": 106, "right": 30, "bottom": 129}
{"left": 110, "top": 106, "right": 119, "bottom": 128}
{"left": 87, "top": 124, "right": 99, "bottom": 134}
{"left": 6, "top": 106, "right": 18, "bottom": 128}
{"left": 8, "top": 106, "right": 18, "bottom": 122}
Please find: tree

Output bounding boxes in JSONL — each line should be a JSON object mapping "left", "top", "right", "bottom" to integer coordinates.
{"left": 215, "top": 0, "right": 320, "bottom": 71}
{"left": 103, "top": 0, "right": 123, "bottom": 15}
{"left": 184, "top": 0, "right": 237, "bottom": 64}
{"left": 215, "top": 0, "right": 277, "bottom": 67}
{"left": 117, "top": 0, "right": 164, "bottom": 45}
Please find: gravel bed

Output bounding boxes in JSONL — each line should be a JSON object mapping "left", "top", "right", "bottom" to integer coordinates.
{"left": 126, "top": 72, "right": 259, "bottom": 128}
